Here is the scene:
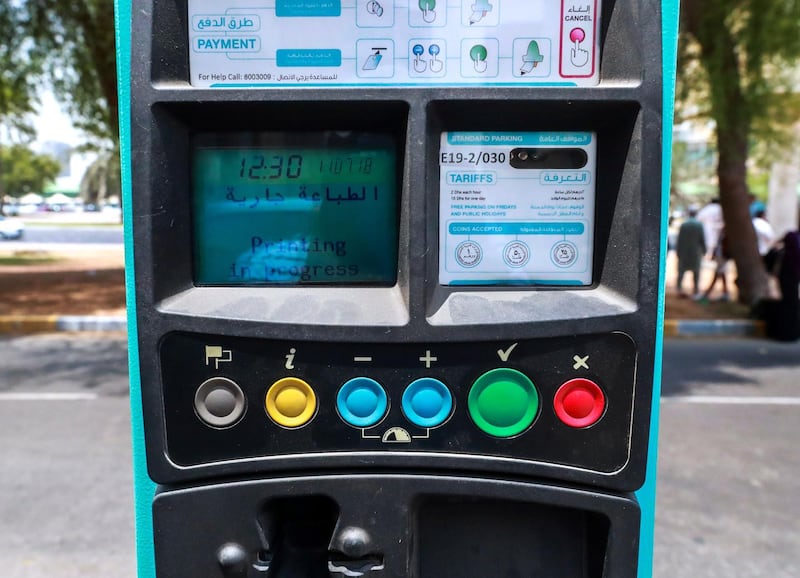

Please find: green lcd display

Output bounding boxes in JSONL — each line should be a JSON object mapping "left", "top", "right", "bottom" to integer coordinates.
{"left": 192, "top": 132, "right": 399, "bottom": 285}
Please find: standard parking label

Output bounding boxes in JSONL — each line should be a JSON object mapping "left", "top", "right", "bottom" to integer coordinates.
{"left": 439, "top": 131, "right": 596, "bottom": 286}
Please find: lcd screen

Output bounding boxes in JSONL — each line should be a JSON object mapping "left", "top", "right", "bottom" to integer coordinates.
{"left": 193, "top": 132, "right": 399, "bottom": 285}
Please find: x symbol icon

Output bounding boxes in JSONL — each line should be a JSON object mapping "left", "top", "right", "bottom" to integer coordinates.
{"left": 573, "top": 355, "right": 589, "bottom": 370}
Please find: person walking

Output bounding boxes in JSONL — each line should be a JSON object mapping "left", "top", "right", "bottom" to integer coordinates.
{"left": 701, "top": 227, "right": 731, "bottom": 301}
{"left": 676, "top": 206, "right": 706, "bottom": 298}
{"left": 697, "top": 198, "right": 723, "bottom": 257}
{"left": 748, "top": 193, "right": 766, "bottom": 218}
{"left": 771, "top": 230, "right": 800, "bottom": 340}
{"left": 752, "top": 210, "right": 775, "bottom": 262}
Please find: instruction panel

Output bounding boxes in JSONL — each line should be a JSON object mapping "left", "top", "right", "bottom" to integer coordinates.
{"left": 188, "top": 0, "right": 601, "bottom": 87}
{"left": 439, "top": 131, "right": 596, "bottom": 286}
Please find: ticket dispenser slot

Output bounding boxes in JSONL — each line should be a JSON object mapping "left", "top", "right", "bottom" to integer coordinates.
{"left": 122, "top": 0, "right": 675, "bottom": 576}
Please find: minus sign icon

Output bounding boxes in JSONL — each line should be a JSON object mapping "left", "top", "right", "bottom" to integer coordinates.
{"left": 354, "top": 357, "right": 373, "bottom": 362}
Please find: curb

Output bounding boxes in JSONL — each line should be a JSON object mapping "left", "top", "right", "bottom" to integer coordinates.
{"left": 0, "top": 315, "right": 767, "bottom": 337}
{"left": 663, "top": 319, "right": 766, "bottom": 338}
{"left": 0, "top": 315, "right": 127, "bottom": 334}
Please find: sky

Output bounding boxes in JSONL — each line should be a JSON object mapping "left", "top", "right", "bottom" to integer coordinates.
{"left": 33, "top": 91, "right": 81, "bottom": 147}
{"left": 32, "top": 90, "right": 94, "bottom": 191}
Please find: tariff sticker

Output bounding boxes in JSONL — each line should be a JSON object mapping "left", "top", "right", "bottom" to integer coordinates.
{"left": 439, "top": 131, "right": 596, "bottom": 286}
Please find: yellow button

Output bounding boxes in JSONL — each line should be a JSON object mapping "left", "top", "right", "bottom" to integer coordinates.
{"left": 265, "top": 377, "right": 317, "bottom": 428}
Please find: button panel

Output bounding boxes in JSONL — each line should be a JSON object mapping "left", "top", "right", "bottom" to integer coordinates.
{"left": 162, "top": 332, "right": 636, "bottom": 474}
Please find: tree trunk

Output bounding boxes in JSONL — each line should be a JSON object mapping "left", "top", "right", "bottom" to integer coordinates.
{"left": 0, "top": 149, "right": 5, "bottom": 216}
{"left": 682, "top": 0, "right": 771, "bottom": 305}
{"left": 716, "top": 126, "right": 769, "bottom": 305}
{"left": 87, "top": 1, "right": 119, "bottom": 140}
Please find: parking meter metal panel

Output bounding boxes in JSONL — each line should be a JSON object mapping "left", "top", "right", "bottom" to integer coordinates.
{"left": 119, "top": 0, "right": 679, "bottom": 576}
{"left": 153, "top": 475, "right": 640, "bottom": 578}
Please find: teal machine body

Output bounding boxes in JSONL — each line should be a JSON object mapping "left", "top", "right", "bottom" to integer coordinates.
{"left": 117, "top": 1, "right": 679, "bottom": 576}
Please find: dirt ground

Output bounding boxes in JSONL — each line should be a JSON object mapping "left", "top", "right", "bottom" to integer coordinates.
{"left": 0, "top": 247, "right": 752, "bottom": 319}
{"left": 0, "top": 248, "right": 126, "bottom": 316}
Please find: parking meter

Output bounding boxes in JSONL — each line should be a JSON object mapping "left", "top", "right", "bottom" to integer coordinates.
{"left": 118, "top": 0, "right": 679, "bottom": 576}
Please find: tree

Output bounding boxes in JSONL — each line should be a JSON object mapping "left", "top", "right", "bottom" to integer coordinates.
{"left": 0, "top": 2, "right": 45, "bottom": 212}
{"left": 0, "top": 144, "right": 60, "bottom": 199}
{"left": 80, "top": 148, "right": 120, "bottom": 207}
{"left": 680, "top": 0, "right": 800, "bottom": 305}
{"left": 27, "top": 1, "right": 118, "bottom": 146}
{"left": 26, "top": 1, "right": 121, "bottom": 206}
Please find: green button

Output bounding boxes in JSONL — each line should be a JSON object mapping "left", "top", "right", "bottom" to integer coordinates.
{"left": 468, "top": 368, "right": 539, "bottom": 437}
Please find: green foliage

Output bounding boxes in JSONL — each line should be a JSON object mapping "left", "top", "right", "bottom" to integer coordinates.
{"left": 20, "top": 1, "right": 121, "bottom": 206}
{"left": 680, "top": 0, "right": 800, "bottom": 148}
{"left": 0, "top": 2, "right": 43, "bottom": 139}
{"left": 672, "top": 139, "right": 717, "bottom": 184}
{"left": 80, "top": 148, "right": 120, "bottom": 205}
{"left": 0, "top": 255, "right": 60, "bottom": 266}
{"left": 27, "top": 0, "right": 117, "bottom": 148}
{"left": 746, "top": 170, "right": 770, "bottom": 200}
{"left": 0, "top": 144, "right": 61, "bottom": 198}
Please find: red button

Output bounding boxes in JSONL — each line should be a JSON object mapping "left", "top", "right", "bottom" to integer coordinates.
{"left": 554, "top": 378, "right": 605, "bottom": 428}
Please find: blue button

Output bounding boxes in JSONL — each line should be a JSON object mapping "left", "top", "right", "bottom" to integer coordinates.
{"left": 402, "top": 378, "right": 453, "bottom": 428}
{"left": 337, "top": 378, "right": 388, "bottom": 428}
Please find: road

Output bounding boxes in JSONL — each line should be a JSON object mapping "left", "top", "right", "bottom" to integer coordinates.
{"left": 0, "top": 335, "right": 133, "bottom": 578}
{"left": 656, "top": 339, "right": 800, "bottom": 578}
{"left": 8, "top": 225, "right": 124, "bottom": 245}
{"left": 0, "top": 336, "right": 797, "bottom": 577}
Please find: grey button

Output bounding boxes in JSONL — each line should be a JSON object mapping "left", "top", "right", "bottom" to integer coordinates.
{"left": 195, "top": 377, "right": 246, "bottom": 428}
{"left": 205, "top": 388, "right": 238, "bottom": 417}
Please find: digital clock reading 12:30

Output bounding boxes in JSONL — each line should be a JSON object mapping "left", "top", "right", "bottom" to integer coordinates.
{"left": 239, "top": 153, "right": 376, "bottom": 181}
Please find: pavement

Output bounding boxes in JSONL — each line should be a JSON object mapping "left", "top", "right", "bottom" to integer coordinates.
{"left": 0, "top": 315, "right": 127, "bottom": 334}
{"left": 0, "top": 313, "right": 766, "bottom": 337}
{"left": 663, "top": 317, "right": 764, "bottom": 338}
